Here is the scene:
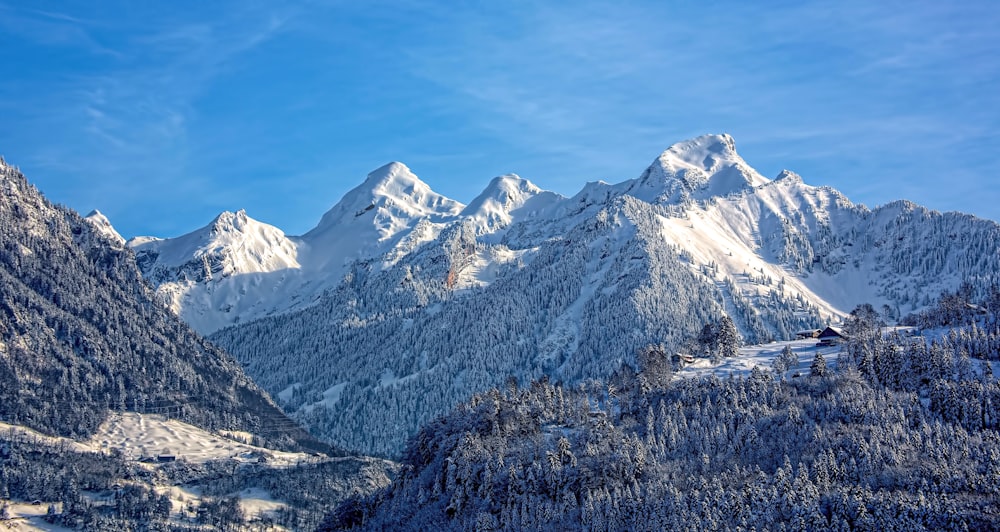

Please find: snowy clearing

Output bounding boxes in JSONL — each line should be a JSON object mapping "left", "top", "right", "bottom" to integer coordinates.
{"left": 84, "top": 412, "right": 316, "bottom": 466}
{"left": 677, "top": 338, "right": 842, "bottom": 380}
{"left": 0, "top": 501, "right": 70, "bottom": 532}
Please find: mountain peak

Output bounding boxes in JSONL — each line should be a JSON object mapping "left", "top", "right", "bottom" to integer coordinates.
{"left": 482, "top": 174, "right": 542, "bottom": 199}
{"left": 462, "top": 174, "right": 560, "bottom": 232}
{"left": 661, "top": 133, "right": 739, "bottom": 162}
{"left": 306, "top": 163, "right": 464, "bottom": 237}
{"left": 84, "top": 209, "right": 126, "bottom": 245}
{"left": 365, "top": 160, "right": 412, "bottom": 182}
{"left": 367, "top": 161, "right": 412, "bottom": 180}
{"left": 211, "top": 209, "right": 250, "bottom": 233}
{"left": 629, "top": 133, "right": 769, "bottom": 203}
{"left": 773, "top": 169, "right": 803, "bottom": 184}
{"left": 359, "top": 161, "right": 435, "bottom": 200}
{"left": 299, "top": 162, "right": 465, "bottom": 272}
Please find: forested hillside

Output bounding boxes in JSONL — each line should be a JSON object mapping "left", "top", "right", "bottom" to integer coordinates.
{"left": 0, "top": 158, "right": 318, "bottom": 451}
{"left": 213, "top": 195, "right": 824, "bottom": 456}
{"left": 0, "top": 427, "right": 393, "bottom": 530}
{"left": 330, "top": 294, "right": 1000, "bottom": 530}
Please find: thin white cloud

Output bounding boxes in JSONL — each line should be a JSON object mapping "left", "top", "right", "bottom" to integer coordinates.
{"left": 3, "top": 0, "right": 998, "bottom": 233}
{"left": 9, "top": 3, "right": 298, "bottom": 223}
{"left": 395, "top": 0, "right": 998, "bottom": 204}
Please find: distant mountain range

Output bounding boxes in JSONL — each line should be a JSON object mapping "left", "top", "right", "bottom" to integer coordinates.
{"left": 101, "top": 134, "right": 1000, "bottom": 456}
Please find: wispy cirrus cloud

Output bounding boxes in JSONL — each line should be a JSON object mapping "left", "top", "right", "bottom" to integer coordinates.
{"left": 0, "top": 0, "right": 997, "bottom": 237}
{"left": 0, "top": 2, "right": 299, "bottom": 234}
{"left": 391, "top": 0, "right": 1000, "bottom": 216}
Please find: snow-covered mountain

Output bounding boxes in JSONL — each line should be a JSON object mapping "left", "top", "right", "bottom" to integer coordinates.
{"left": 83, "top": 209, "right": 125, "bottom": 246}
{"left": 460, "top": 173, "right": 563, "bottom": 234}
{"left": 130, "top": 162, "right": 472, "bottom": 334}
{"left": 129, "top": 134, "right": 1000, "bottom": 455}
{"left": 130, "top": 209, "right": 303, "bottom": 333}
{"left": 302, "top": 161, "right": 465, "bottom": 266}
{"left": 0, "top": 157, "right": 322, "bottom": 451}
{"left": 623, "top": 132, "right": 769, "bottom": 203}
{"left": 0, "top": 158, "right": 398, "bottom": 529}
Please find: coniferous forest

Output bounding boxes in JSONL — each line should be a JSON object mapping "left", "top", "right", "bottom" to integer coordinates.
{"left": 0, "top": 159, "right": 394, "bottom": 529}
{"left": 0, "top": 159, "right": 319, "bottom": 450}
{"left": 3, "top": 152, "right": 1000, "bottom": 530}
{"left": 329, "top": 295, "right": 1000, "bottom": 531}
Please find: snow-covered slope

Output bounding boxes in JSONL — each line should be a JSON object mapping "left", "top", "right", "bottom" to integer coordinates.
{"left": 625, "top": 133, "right": 770, "bottom": 204}
{"left": 84, "top": 209, "right": 125, "bottom": 246}
{"left": 461, "top": 173, "right": 563, "bottom": 234}
{"left": 125, "top": 133, "right": 1000, "bottom": 456}
{"left": 130, "top": 210, "right": 302, "bottom": 333}
{"left": 0, "top": 159, "right": 324, "bottom": 452}
{"left": 87, "top": 412, "right": 315, "bottom": 465}
{"left": 300, "top": 161, "right": 465, "bottom": 271}
{"left": 130, "top": 162, "right": 471, "bottom": 334}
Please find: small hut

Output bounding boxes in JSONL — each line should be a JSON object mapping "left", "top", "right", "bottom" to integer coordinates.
{"left": 816, "top": 326, "right": 847, "bottom": 346}
{"left": 795, "top": 329, "right": 822, "bottom": 339}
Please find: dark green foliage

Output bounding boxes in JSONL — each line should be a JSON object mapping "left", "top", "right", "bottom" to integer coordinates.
{"left": 772, "top": 344, "right": 799, "bottom": 378}
{"left": 636, "top": 344, "right": 672, "bottom": 390}
{"left": 697, "top": 315, "right": 743, "bottom": 363}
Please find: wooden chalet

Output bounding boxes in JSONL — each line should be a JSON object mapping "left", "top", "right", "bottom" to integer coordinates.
{"left": 816, "top": 326, "right": 847, "bottom": 346}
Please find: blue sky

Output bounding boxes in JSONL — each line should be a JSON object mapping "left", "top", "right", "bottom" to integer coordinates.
{"left": 0, "top": 0, "right": 998, "bottom": 238}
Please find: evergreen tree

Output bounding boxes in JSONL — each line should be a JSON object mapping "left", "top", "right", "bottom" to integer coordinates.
{"left": 773, "top": 345, "right": 799, "bottom": 378}
{"left": 637, "top": 344, "right": 672, "bottom": 389}
{"left": 810, "top": 352, "right": 827, "bottom": 377}
{"left": 717, "top": 316, "right": 741, "bottom": 358}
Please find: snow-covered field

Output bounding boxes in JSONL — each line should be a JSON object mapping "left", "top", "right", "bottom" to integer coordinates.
{"left": 0, "top": 502, "right": 70, "bottom": 532}
{"left": 152, "top": 485, "right": 289, "bottom": 524}
{"left": 678, "top": 338, "right": 842, "bottom": 380}
{"left": 235, "top": 487, "right": 288, "bottom": 520}
{"left": 85, "top": 412, "right": 315, "bottom": 466}
{"left": 678, "top": 326, "right": 926, "bottom": 380}
{"left": 1, "top": 412, "right": 327, "bottom": 529}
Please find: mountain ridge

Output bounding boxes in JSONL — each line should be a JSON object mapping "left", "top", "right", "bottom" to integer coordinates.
{"left": 100, "top": 134, "right": 1000, "bottom": 456}
{"left": 128, "top": 133, "right": 849, "bottom": 335}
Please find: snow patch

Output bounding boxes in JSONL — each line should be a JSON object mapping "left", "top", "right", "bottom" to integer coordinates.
{"left": 83, "top": 412, "right": 314, "bottom": 466}
{"left": 277, "top": 382, "right": 302, "bottom": 403}
{"left": 677, "top": 338, "right": 841, "bottom": 380}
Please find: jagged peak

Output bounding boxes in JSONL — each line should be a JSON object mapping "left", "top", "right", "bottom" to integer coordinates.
{"left": 629, "top": 133, "right": 769, "bottom": 204}
{"left": 659, "top": 133, "right": 739, "bottom": 167}
{"left": 130, "top": 209, "right": 281, "bottom": 253}
{"left": 0, "top": 155, "right": 18, "bottom": 174}
{"left": 0, "top": 157, "right": 28, "bottom": 190}
{"left": 305, "top": 162, "right": 464, "bottom": 239}
{"left": 773, "top": 169, "right": 803, "bottom": 184}
{"left": 211, "top": 209, "right": 250, "bottom": 233}
{"left": 83, "top": 209, "right": 126, "bottom": 245}
{"left": 460, "top": 173, "right": 559, "bottom": 231}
